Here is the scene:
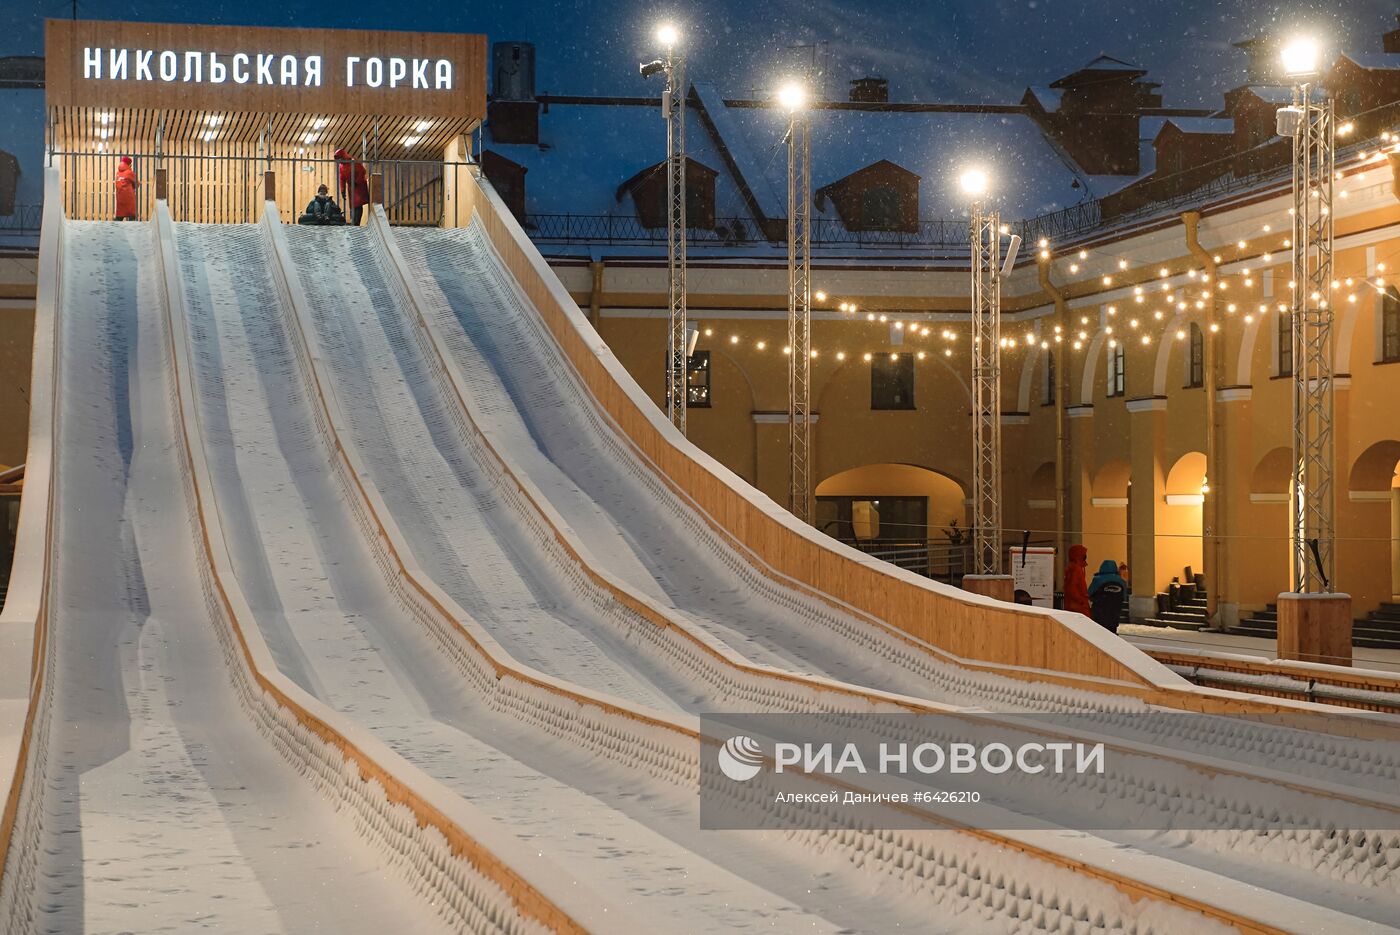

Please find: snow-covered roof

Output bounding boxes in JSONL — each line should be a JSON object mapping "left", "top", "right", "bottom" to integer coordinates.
{"left": 1025, "top": 86, "right": 1063, "bottom": 113}
{"left": 1159, "top": 117, "right": 1235, "bottom": 136}
{"left": 691, "top": 83, "right": 786, "bottom": 221}
{"left": 1051, "top": 55, "right": 1148, "bottom": 88}
{"left": 483, "top": 98, "right": 750, "bottom": 219}
{"left": 720, "top": 103, "right": 1096, "bottom": 220}
{"left": 1338, "top": 51, "right": 1400, "bottom": 71}
{"left": 1137, "top": 116, "right": 1171, "bottom": 176}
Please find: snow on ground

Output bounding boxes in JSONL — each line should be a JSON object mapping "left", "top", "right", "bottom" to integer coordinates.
{"left": 32, "top": 221, "right": 445, "bottom": 934}
{"left": 1122, "top": 625, "right": 1400, "bottom": 675}
{"left": 174, "top": 221, "right": 968, "bottom": 934}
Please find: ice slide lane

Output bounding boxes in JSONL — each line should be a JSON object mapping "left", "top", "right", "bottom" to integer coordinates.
{"left": 370, "top": 214, "right": 1400, "bottom": 918}
{"left": 176, "top": 218, "right": 960, "bottom": 934}
{"left": 271, "top": 207, "right": 1400, "bottom": 934}
{"left": 5, "top": 220, "right": 441, "bottom": 934}
{"left": 392, "top": 221, "right": 1400, "bottom": 789}
{"left": 257, "top": 215, "right": 1349, "bottom": 929}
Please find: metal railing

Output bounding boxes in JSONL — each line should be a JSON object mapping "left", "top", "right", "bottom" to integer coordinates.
{"left": 0, "top": 205, "right": 42, "bottom": 248}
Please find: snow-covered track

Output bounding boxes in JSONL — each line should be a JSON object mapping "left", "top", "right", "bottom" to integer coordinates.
{"left": 253, "top": 202, "right": 1395, "bottom": 933}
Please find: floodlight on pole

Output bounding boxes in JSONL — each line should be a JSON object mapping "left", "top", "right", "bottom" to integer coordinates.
{"left": 1281, "top": 36, "right": 1321, "bottom": 78}
{"left": 966, "top": 170, "right": 1003, "bottom": 578}
{"left": 640, "top": 27, "right": 689, "bottom": 435}
{"left": 784, "top": 79, "right": 813, "bottom": 523}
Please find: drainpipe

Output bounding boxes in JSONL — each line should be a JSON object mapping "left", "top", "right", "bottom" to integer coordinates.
{"left": 1182, "top": 211, "right": 1221, "bottom": 626}
{"left": 1037, "top": 254, "right": 1071, "bottom": 578}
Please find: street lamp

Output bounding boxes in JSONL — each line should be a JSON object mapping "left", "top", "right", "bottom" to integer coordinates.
{"left": 640, "top": 25, "right": 689, "bottom": 435}
{"left": 1280, "top": 36, "right": 1321, "bottom": 78}
{"left": 963, "top": 165, "right": 1008, "bottom": 590}
{"left": 782, "top": 79, "right": 813, "bottom": 522}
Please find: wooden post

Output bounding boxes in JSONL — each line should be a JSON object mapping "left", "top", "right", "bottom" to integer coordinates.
{"left": 962, "top": 574, "right": 1016, "bottom": 602}
{"left": 263, "top": 170, "right": 275, "bottom": 204}
{"left": 155, "top": 167, "right": 168, "bottom": 201}
{"left": 370, "top": 172, "right": 384, "bottom": 206}
{"left": 1277, "top": 592, "right": 1353, "bottom": 666}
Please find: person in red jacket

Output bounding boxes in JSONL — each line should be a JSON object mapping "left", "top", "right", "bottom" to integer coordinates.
{"left": 1062, "top": 543, "right": 1092, "bottom": 617}
{"left": 334, "top": 148, "right": 371, "bottom": 225}
{"left": 114, "top": 156, "right": 140, "bottom": 221}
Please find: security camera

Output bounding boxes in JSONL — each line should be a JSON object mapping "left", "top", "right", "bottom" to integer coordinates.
{"left": 640, "top": 60, "right": 666, "bottom": 79}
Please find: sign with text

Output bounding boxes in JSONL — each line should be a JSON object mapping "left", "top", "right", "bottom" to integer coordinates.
{"left": 46, "top": 19, "right": 486, "bottom": 120}
{"left": 1009, "top": 546, "right": 1055, "bottom": 606}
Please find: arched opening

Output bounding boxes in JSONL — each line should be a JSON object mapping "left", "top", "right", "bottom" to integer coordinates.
{"left": 1347, "top": 441, "right": 1400, "bottom": 608}
{"left": 1160, "top": 451, "right": 1206, "bottom": 589}
{"left": 815, "top": 463, "right": 967, "bottom": 581}
{"left": 1083, "top": 460, "right": 1130, "bottom": 574}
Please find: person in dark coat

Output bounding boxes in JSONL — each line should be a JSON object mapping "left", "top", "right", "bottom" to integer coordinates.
{"left": 299, "top": 184, "right": 345, "bottom": 225}
{"left": 114, "top": 156, "right": 140, "bottom": 221}
{"left": 1062, "top": 544, "right": 1091, "bottom": 617}
{"left": 334, "top": 148, "right": 371, "bottom": 225}
{"left": 1088, "top": 559, "right": 1129, "bottom": 634}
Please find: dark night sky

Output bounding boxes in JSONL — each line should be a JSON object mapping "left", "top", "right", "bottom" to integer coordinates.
{"left": 7, "top": 0, "right": 1400, "bottom": 105}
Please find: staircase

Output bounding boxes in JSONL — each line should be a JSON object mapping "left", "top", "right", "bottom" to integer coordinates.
{"left": 1226, "top": 601, "right": 1400, "bottom": 651}
{"left": 1127, "top": 567, "right": 1211, "bottom": 631}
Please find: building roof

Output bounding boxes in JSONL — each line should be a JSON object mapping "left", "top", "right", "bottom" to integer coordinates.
{"left": 1338, "top": 51, "right": 1400, "bottom": 71}
{"left": 1025, "top": 86, "right": 1063, "bottom": 113}
{"left": 1050, "top": 55, "right": 1148, "bottom": 88}
{"left": 1158, "top": 116, "right": 1235, "bottom": 137}
{"left": 720, "top": 102, "right": 1096, "bottom": 220}
{"left": 483, "top": 97, "right": 749, "bottom": 219}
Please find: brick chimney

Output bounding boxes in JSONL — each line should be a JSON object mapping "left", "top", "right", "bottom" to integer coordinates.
{"left": 487, "top": 41, "right": 540, "bottom": 145}
{"left": 1029, "top": 56, "right": 1161, "bottom": 176}
{"left": 849, "top": 77, "right": 889, "bottom": 103}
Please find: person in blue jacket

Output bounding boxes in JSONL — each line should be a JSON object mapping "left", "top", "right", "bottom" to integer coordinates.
{"left": 1088, "top": 559, "right": 1128, "bottom": 634}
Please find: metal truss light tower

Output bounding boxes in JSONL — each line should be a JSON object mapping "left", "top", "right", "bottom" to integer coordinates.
{"left": 780, "top": 81, "right": 813, "bottom": 522}
{"left": 964, "top": 171, "right": 1004, "bottom": 578}
{"left": 1273, "top": 35, "right": 1351, "bottom": 664}
{"left": 642, "top": 25, "right": 689, "bottom": 434}
{"left": 1278, "top": 38, "right": 1336, "bottom": 594}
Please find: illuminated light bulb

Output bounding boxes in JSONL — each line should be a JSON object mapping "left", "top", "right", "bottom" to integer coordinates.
{"left": 920, "top": 327, "right": 930, "bottom": 336}
{"left": 1040, "top": 340, "right": 1049, "bottom": 349}
{"left": 839, "top": 302, "right": 849, "bottom": 312}
{"left": 1378, "top": 277, "right": 1387, "bottom": 285}
{"left": 1073, "top": 341, "right": 1083, "bottom": 350}
{"left": 1287, "top": 280, "right": 1297, "bottom": 289}
{"left": 948, "top": 332, "right": 956, "bottom": 341}
{"left": 945, "top": 348, "right": 953, "bottom": 357}
{"left": 1153, "top": 310, "right": 1164, "bottom": 320}
{"left": 1202, "top": 290, "right": 1212, "bottom": 298}
{"left": 895, "top": 321, "right": 905, "bottom": 330}
{"left": 1227, "top": 303, "right": 1237, "bottom": 312}
{"left": 1140, "top": 334, "right": 1151, "bottom": 346}
{"left": 1214, "top": 254, "right": 1223, "bottom": 263}
{"left": 1054, "top": 334, "right": 1063, "bottom": 343}
{"left": 1118, "top": 259, "right": 1128, "bottom": 270}
{"left": 1080, "top": 316, "right": 1089, "bottom": 325}
{"left": 1177, "top": 301, "right": 1188, "bottom": 311}
{"left": 958, "top": 167, "right": 989, "bottom": 196}
{"left": 1218, "top": 281, "right": 1228, "bottom": 290}
{"left": 1039, "top": 249, "right": 1050, "bottom": 259}
{"left": 1244, "top": 278, "right": 1253, "bottom": 287}
{"left": 783, "top": 345, "right": 792, "bottom": 355}
{"left": 756, "top": 341, "right": 767, "bottom": 350}
{"left": 1078, "top": 249, "right": 1088, "bottom": 259}
{"left": 1244, "top": 314, "right": 1254, "bottom": 323}
{"left": 1102, "top": 276, "right": 1112, "bottom": 286}
{"left": 1161, "top": 283, "right": 1171, "bottom": 292}
{"left": 1069, "top": 263, "right": 1080, "bottom": 273}
{"left": 730, "top": 334, "right": 739, "bottom": 344}
{"left": 998, "top": 224, "right": 1009, "bottom": 235}
{"left": 866, "top": 313, "right": 875, "bottom": 321}
{"left": 889, "top": 352, "right": 899, "bottom": 362}
{"left": 1134, "top": 295, "right": 1145, "bottom": 304}
{"left": 849, "top": 305, "right": 858, "bottom": 313}
{"left": 1108, "top": 338, "right": 1117, "bottom": 348}
{"left": 836, "top": 351, "right": 846, "bottom": 361}
{"left": 917, "top": 351, "right": 926, "bottom": 360}
{"left": 1038, "top": 238, "right": 1049, "bottom": 248}
{"left": 777, "top": 81, "right": 807, "bottom": 111}
{"left": 862, "top": 352, "right": 872, "bottom": 362}
{"left": 1263, "top": 224, "right": 1271, "bottom": 232}
{"left": 1345, "top": 277, "right": 1354, "bottom": 286}
{"left": 1025, "top": 334, "right": 1036, "bottom": 346}
{"left": 1107, "top": 305, "right": 1117, "bottom": 315}
{"left": 1188, "top": 269, "right": 1198, "bottom": 279}
{"left": 1237, "top": 240, "right": 1247, "bottom": 249}
{"left": 657, "top": 23, "right": 680, "bottom": 46}
{"left": 814, "top": 290, "right": 827, "bottom": 302}
{"left": 878, "top": 314, "right": 888, "bottom": 323}
{"left": 1134, "top": 286, "right": 1144, "bottom": 295}
{"left": 1079, "top": 331, "right": 1088, "bottom": 340}
{"left": 1159, "top": 267, "right": 1169, "bottom": 277}
{"left": 1348, "top": 293, "right": 1357, "bottom": 303}
{"left": 1283, "top": 239, "right": 1291, "bottom": 248}
{"left": 1262, "top": 252, "right": 1272, "bottom": 262}
{"left": 704, "top": 328, "right": 713, "bottom": 336}
{"left": 1053, "top": 325, "right": 1063, "bottom": 334}
{"left": 1380, "top": 262, "right": 1388, "bottom": 272}
{"left": 1209, "top": 322, "right": 1220, "bottom": 333}
{"left": 1176, "top": 329, "right": 1186, "bottom": 340}
{"left": 1105, "top": 326, "right": 1114, "bottom": 335}
{"left": 1129, "top": 318, "right": 1139, "bottom": 329}
{"left": 810, "top": 350, "right": 818, "bottom": 358}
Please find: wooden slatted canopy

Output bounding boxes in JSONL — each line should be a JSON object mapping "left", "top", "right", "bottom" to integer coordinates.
{"left": 46, "top": 19, "right": 484, "bottom": 222}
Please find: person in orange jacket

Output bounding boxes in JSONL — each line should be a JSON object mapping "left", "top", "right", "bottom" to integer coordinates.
{"left": 114, "top": 156, "right": 140, "bottom": 221}
{"left": 1063, "top": 543, "right": 1091, "bottom": 617}
{"left": 334, "top": 148, "right": 371, "bottom": 225}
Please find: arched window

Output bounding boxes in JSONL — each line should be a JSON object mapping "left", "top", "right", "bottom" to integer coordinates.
{"left": 1106, "top": 342, "right": 1126, "bottom": 397}
{"left": 1383, "top": 287, "right": 1400, "bottom": 363}
{"left": 860, "top": 185, "right": 902, "bottom": 231}
{"left": 1186, "top": 323, "right": 1204, "bottom": 388}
